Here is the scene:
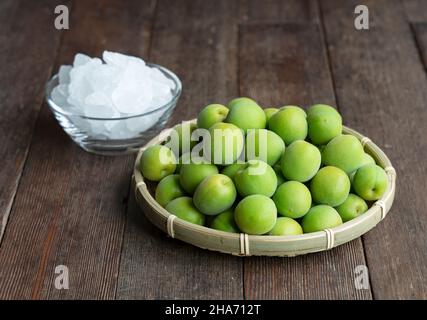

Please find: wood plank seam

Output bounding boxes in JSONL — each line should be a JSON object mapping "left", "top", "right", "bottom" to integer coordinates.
{"left": 115, "top": 0, "right": 244, "bottom": 299}
{"left": 238, "top": 20, "right": 372, "bottom": 299}
{"left": 317, "top": 1, "right": 374, "bottom": 299}
{"left": 321, "top": 0, "right": 427, "bottom": 299}
{"left": 113, "top": 0, "right": 158, "bottom": 300}
{"left": 0, "top": 0, "right": 71, "bottom": 247}
{"left": 410, "top": 23, "right": 427, "bottom": 70}
{"left": 29, "top": 1, "right": 75, "bottom": 299}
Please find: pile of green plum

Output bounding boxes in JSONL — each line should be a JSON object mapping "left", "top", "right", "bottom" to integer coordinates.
{"left": 139, "top": 97, "right": 388, "bottom": 236}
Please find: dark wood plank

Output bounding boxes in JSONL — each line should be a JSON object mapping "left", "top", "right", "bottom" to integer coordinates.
{"left": 321, "top": 0, "right": 427, "bottom": 299}
{"left": 239, "top": 23, "right": 371, "bottom": 299}
{"left": 413, "top": 23, "right": 427, "bottom": 68}
{"left": 243, "top": 0, "right": 319, "bottom": 23}
{"left": 116, "top": 0, "right": 244, "bottom": 299}
{"left": 0, "top": 0, "right": 157, "bottom": 299}
{"left": 403, "top": 0, "right": 427, "bottom": 23}
{"left": 0, "top": 0, "right": 65, "bottom": 243}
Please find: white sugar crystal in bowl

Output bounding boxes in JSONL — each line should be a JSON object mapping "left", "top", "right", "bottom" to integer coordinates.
{"left": 45, "top": 51, "right": 182, "bottom": 155}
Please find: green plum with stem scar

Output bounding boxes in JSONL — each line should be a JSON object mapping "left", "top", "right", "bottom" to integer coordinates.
{"left": 352, "top": 164, "right": 388, "bottom": 200}
{"left": 197, "top": 104, "right": 229, "bottom": 129}
{"left": 221, "top": 163, "right": 246, "bottom": 180}
{"left": 234, "top": 160, "right": 277, "bottom": 197}
{"left": 335, "top": 193, "right": 368, "bottom": 222}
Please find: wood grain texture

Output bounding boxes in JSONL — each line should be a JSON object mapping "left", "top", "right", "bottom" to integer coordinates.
{"left": 321, "top": 0, "right": 427, "bottom": 299}
{"left": 403, "top": 0, "right": 427, "bottom": 23}
{"left": 239, "top": 24, "right": 371, "bottom": 299}
{"left": 0, "top": 0, "right": 157, "bottom": 299}
{"left": 0, "top": 0, "right": 66, "bottom": 244}
{"left": 116, "top": 0, "right": 244, "bottom": 300}
{"left": 413, "top": 23, "right": 427, "bottom": 68}
{"left": 1, "top": 0, "right": 426, "bottom": 300}
{"left": 242, "top": 0, "right": 319, "bottom": 23}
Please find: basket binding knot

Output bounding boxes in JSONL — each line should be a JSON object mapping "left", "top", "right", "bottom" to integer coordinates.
{"left": 324, "top": 228, "right": 335, "bottom": 250}
{"left": 375, "top": 200, "right": 387, "bottom": 220}
{"left": 135, "top": 180, "right": 147, "bottom": 198}
{"left": 239, "top": 233, "right": 250, "bottom": 256}
{"left": 167, "top": 215, "right": 177, "bottom": 238}
{"left": 360, "top": 136, "right": 372, "bottom": 148}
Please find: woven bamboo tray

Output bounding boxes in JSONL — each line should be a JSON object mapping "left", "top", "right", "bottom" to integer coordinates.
{"left": 132, "top": 119, "right": 396, "bottom": 257}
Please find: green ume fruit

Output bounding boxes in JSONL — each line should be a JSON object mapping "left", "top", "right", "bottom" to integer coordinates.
{"left": 221, "top": 163, "right": 246, "bottom": 180}
{"left": 179, "top": 157, "right": 219, "bottom": 194}
{"left": 204, "top": 122, "right": 244, "bottom": 165}
{"left": 234, "top": 160, "right": 277, "bottom": 197}
{"left": 193, "top": 174, "right": 236, "bottom": 215}
{"left": 225, "top": 97, "right": 266, "bottom": 132}
{"left": 197, "top": 104, "right": 229, "bottom": 129}
{"left": 273, "top": 181, "right": 311, "bottom": 219}
{"left": 165, "top": 197, "right": 205, "bottom": 226}
{"left": 228, "top": 97, "right": 259, "bottom": 109}
{"left": 280, "top": 105, "right": 307, "bottom": 117}
{"left": 273, "top": 162, "right": 286, "bottom": 187}
{"left": 140, "top": 145, "right": 176, "bottom": 181}
{"left": 322, "top": 134, "right": 365, "bottom": 174}
{"left": 281, "top": 140, "right": 321, "bottom": 182}
{"left": 349, "top": 153, "right": 376, "bottom": 183}
{"left": 245, "top": 129, "right": 285, "bottom": 166}
{"left": 363, "top": 153, "right": 375, "bottom": 165}
{"left": 352, "top": 164, "right": 388, "bottom": 200}
{"left": 155, "top": 174, "right": 186, "bottom": 207}
{"left": 264, "top": 107, "right": 279, "bottom": 125}
{"left": 307, "top": 104, "right": 342, "bottom": 145}
{"left": 175, "top": 152, "right": 192, "bottom": 174}
{"left": 302, "top": 205, "right": 343, "bottom": 233}
{"left": 210, "top": 209, "right": 239, "bottom": 233}
{"left": 355, "top": 153, "right": 376, "bottom": 171}
{"left": 168, "top": 122, "right": 197, "bottom": 155}
{"left": 269, "top": 217, "right": 303, "bottom": 236}
{"left": 310, "top": 166, "right": 350, "bottom": 207}
{"left": 335, "top": 193, "right": 368, "bottom": 222}
{"left": 234, "top": 195, "right": 277, "bottom": 235}
{"left": 269, "top": 106, "right": 307, "bottom": 145}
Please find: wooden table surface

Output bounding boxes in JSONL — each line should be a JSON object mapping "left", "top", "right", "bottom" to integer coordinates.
{"left": 1, "top": 0, "right": 426, "bottom": 300}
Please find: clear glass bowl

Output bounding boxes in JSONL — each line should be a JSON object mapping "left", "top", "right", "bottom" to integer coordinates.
{"left": 45, "top": 63, "right": 182, "bottom": 155}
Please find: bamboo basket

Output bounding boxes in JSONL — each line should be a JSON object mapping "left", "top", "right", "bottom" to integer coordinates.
{"left": 132, "top": 119, "right": 396, "bottom": 257}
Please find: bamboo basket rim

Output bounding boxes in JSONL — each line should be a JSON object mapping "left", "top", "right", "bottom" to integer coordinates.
{"left": 133, "top": 119, "right": 396, "bottom": 257}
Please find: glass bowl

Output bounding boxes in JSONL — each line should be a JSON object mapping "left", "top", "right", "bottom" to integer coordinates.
{"left": 45, "top": 63, "right": 182, "bottom": 155}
